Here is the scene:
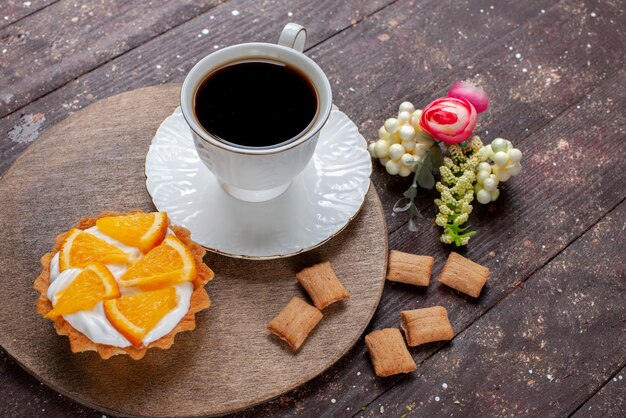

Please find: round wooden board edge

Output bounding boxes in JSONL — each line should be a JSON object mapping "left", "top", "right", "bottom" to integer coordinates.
{"left": 0, "top": 84, "right": 182, "bottom": 418}
{"left": 0, "top": 84, "right": 181, "bottom": 190}
{"left": 0, "top": 85, "right": 389, "bottom": 418}
{"left": 206, "top": 187, "right": 389, "bottom": 418}
{"left": 1, "top": 190, "right": 388, "bottom": 418}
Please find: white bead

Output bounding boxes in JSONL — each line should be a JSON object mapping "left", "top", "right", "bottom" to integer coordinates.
{"left": 374, "top": 139, "right": 390, "bottom": 158}
{"left": 477, "top": 162, "right": 491, "bottom": 173}
{"left": 385, "top": 160, "right": 400, "bottom": 175}
{"left": 489, "top": 174, "right": 499, "bottom": 185}
{"left": 508, "top": 148, "right": 522, "bottom": 162}
{"left": 410, "top": 110, "right": 422, "bottom": 128}
{"left": 402, "top": 140, "right": 416, "bottom": 151}
{"left": 398, "top": 111, "right": 411, "bottom": 123}
{"left": 485, "top": 144, "right": 494, "bottom": 159}
{"left": 413, "top": 144, "right": 428, "bottom": 158}
{"left": 496, "top": 170, "right": 511, "bottom": 182}
{"left": 491, "top": 138, "right": 508, "bottom": 152}
{"left": 384, "top": 118, "right": 400, "bottom": 133}
{"left": 493, "top": 151, "right": 509, "bottom": 166}
{"left": 399, "top": 101, "right": 415, "bottom": 113}
{"left": 483, "top": 177, "right": 497, "bottom": 192}
{"left": 476, "top": 170, "right": 490, "bottom": 184}
{"left": 477, "top": 189, "right": 492, "bottom": 204}
{"left": 390, "top": 131, "right": 402, "bottom": 144}
{"left": 389, "top": 143, "right": 405, "bottom": 161}
{"left": 401, "top": 153, "right": 416, "bottom": 167}
{"left": 379, "top": 157, "right": 390, "bottom": 166}
{"left": 399, "top": 124, "right": 416, "bottom": 141}
{"left": 368, "top": 142, "right": 376, "bottom": 157}
{"left": 378, "top": 126, "right": 390, "bottom": 140}
{"left": 491, "top": 188, "right": 500, "bottom": 201}
{"left": 479, "top": 147, "right": 490, "bottom": 162}
{"left": 508, "top": 162, "right": 522, "bottom": 176}
{"left": 398, "top": 165, "right": 412, "bottom": 177}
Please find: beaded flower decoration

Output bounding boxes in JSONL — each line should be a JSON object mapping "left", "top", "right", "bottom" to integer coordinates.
{"left": 369, "top": 81, "right": 523, "bottom": 246}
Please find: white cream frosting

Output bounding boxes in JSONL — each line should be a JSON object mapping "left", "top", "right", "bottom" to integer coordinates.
{"left": 47, "top": 226, "right": 193, "bottom": 347}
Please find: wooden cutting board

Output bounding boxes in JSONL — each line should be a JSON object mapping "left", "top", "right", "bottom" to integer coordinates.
{"left": 0, "top": 84, "right": 387, "bottom": 417}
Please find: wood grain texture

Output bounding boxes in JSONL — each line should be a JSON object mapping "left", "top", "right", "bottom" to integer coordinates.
{"left": 221, "top": 0, "right": 626, "bottom": 415}
{"left": 0, "top": 0, "right": 390, "bottom": 170}
{"left": 1, "top": 0, "right": 625, "bottom": 416}
{"left": 316, "top": 0, "right": 558, "bottom": 233}
{"left": 0, "top": 0, "right": 58, "bottom": 30}
{"left": 231, "top": 67, "right": 626, "bottom": 418}
{"left": 364, "top": 201, "right": 626, "bottom": 417}
{"left": 0, "top": 0, "right": 566, "bottom": 231}
{"left": 572, "top": 365, "right": 626, "bottom": 418}
{"left": 0, "top": 0, "right": 223, "bottom": 118}
{"left": 336, "top": 0, "right": 625, "bottom": 234}
{"left": 0, "top": 351, "right": 98, "bottom": 416}
{"left": 0, "top": 85, "right": 388, "bottom": 417}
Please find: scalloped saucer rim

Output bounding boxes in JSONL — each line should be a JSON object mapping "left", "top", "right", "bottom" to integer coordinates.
{"left": 145, "top": 105, "right": 372, "bottom": 260}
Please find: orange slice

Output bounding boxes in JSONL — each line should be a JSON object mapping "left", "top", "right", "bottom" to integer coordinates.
{"left": 46, "top": 263, "right": 120, "bottom": 319}
{"left": 96, "top": 212, "right": 168, "bottom": 253}
{"left": 59, "top": 228, "right": 130, "bottom": 271}
{"left": 120, "top": 235, "right": 196, "bottom": 290}
{"left": 103, "top": 288, "right": 177, "bottom": 346}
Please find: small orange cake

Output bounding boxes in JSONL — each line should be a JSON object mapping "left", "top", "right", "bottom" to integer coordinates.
{"left": 34, "top": 210, "right": 214, "bottom": 360}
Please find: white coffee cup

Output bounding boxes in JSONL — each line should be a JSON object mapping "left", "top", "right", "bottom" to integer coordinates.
{"left": 180, "top": 23, "right": 332, "bottom": 202}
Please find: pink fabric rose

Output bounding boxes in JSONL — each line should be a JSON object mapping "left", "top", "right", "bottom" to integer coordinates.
{"left": 448, "top": 81, "right": 489, "bottom": 113}
{"left": 420, "top": 97, "right": 477, "bottom": 144}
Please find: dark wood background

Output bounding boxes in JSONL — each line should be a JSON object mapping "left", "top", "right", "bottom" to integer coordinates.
{"left": 1, "top": 0, "right": 624, "bottom": 417}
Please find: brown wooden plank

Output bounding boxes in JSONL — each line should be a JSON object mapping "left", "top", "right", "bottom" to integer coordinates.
{"left": 362, "top": 200, "right": 626, "bottom": 417}
{"left": 231, "top": 68, "right": 626, "bottom": 417}
{"left": 306, "top": 0, "right": 584, "bottom": 234}
{"left": 0, "top": 0, "right": 58, "bottom": 30}
{"left": 0, "top": 0, "right": 623, "bottom": 416}
{"left": 0, "top": 1, "right": 393, "bottom": 415}
{"left": 0, "top": 0, "right": 226, "bottom": 118}
{"left": 356, "top": 0, "right": 626, "bottom": 233}
{"left": 571, "top": 365, "right": 626, "bottom": 418}
{"left": 0, "top": 85, "right": 388, "bottom": 416}
{"left": 0, "top": 0, "right": 566, "bottom": 222}
{"left": 0, "top": 0, "right": 391, "bottom": 177}
{"left": 0, "top": 350, "right": 96, "bottom": 417}
{"left": 232, "top": 1, "right": 626, "bottom": 412}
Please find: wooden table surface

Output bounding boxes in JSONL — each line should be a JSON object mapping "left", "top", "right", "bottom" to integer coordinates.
{"left": 0, "top": 0, "right": 624, "bottom": 417}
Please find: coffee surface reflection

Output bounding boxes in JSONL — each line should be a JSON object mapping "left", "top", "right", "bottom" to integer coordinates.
{"left": 194, "top": 59, "right": 318, "bottom": 148}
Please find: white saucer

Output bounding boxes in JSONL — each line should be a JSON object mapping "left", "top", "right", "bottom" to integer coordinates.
{"left": 145, "top": 106, "right": 372, "bottom": 259}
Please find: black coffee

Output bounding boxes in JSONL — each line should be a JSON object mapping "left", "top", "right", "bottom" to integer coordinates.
{"left": 194, "top": 60, "right": 318, "bottom": 148}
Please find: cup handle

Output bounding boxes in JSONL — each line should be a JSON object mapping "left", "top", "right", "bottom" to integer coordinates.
{"left": 278, "top": 23, "right": 307, "bottom": 52}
